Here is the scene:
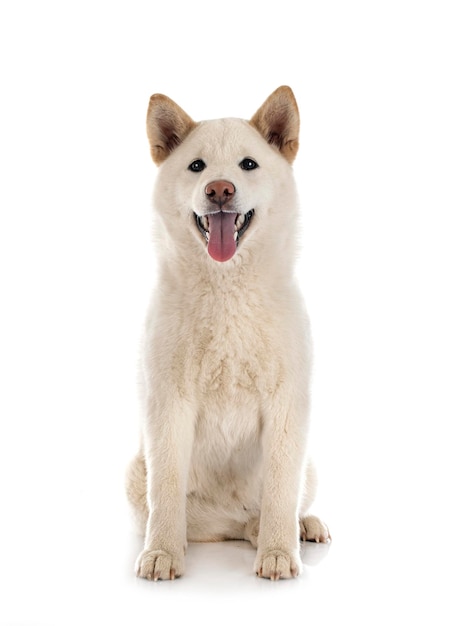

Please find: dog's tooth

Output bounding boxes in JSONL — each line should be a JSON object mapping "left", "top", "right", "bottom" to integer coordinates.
{"left": 236, "top": 214, "right": 245, "bottom": 229}
{"left": 201, "top": 216, "right": 209, "bottom": 231}
{"left": 234, "top": 231, "right": 238, "bottom": 241}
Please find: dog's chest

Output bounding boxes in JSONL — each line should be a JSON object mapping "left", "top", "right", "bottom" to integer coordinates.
{"left": 196, "top": 330, "right": 266, "bottom": 397}
{"left": 189, "top": 289, "right": 282, "bottom": 400}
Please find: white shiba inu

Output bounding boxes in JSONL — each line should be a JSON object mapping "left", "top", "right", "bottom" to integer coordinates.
{"left": 127, "top": 86, "right": 330, "bottom": 581}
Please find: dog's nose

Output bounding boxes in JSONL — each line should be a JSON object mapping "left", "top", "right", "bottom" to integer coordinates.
{"left": 205, "top": 180, "right": 236, "bottom": 208}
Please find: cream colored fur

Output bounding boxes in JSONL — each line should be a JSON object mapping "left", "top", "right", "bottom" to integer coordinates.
{"left": 127, "top": 86, "right": 329, "bottom": 582}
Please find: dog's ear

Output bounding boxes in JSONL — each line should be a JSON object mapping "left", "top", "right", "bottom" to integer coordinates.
{"left": 146, "top": 94, "right": 197, "bottom": 165}
{"left": 250, "top": 86, "right": 299, "bottom": 163}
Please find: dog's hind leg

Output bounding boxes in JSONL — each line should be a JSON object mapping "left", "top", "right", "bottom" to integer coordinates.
{"left": 126, "top": 451, "right": 148, "bottom": 535}
{"left": 244, "top": 516, "right": 260, "bottom": 548}
{"left": 299, "top": 515, "right": 330, "bottom": 543}
{"left": 298, "top": 460, "right": 330, "bottom": 543}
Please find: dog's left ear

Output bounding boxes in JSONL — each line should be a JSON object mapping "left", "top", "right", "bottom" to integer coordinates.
{"left": 250, "top": 86, "right": 299, "bottom": 163}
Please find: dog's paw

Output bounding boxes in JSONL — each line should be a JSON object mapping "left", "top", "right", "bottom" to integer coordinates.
{"left": 135, "top": 548, "right": 184, "bottom": 581}
{"left": 300, "top": 515, "right": 331, "bottom": 543}
{"left": 255, "top": 549, "right": 301, "bottom": 581}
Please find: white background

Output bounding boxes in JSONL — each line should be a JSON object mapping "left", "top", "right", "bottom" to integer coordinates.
{"left": 1, "top": 1, "right": 452, "bottom": 624}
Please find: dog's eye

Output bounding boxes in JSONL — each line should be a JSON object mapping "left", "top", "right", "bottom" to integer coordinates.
{"left": 239, "top": 158, "right": 259, "bottom": 171}
{"left": 188, "top": 159, "right": 206, "bottom": 173}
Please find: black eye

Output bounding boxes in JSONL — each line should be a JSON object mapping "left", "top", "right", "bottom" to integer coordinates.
{"left": 188, "top": 159, "right": 206, "bottom": 172}
{"left": 240, "top": 157, "right": 259, "bottom": 171}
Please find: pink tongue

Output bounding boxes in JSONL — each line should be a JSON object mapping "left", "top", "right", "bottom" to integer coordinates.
{"left": 207, "top": 212, "right": 237, "bottom": 262}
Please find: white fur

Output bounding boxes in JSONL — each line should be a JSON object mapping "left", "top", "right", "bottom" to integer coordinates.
{"left": 127, "top": 87, "right": 329, "bottom": 581}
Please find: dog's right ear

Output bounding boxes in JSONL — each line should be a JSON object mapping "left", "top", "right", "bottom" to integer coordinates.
{"left": 146, "top": 94, "right": 197, "bottom": 165}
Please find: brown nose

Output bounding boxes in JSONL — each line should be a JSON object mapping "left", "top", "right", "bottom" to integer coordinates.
{"left": 205, "top": 180, "right": 236, "bottom": 208}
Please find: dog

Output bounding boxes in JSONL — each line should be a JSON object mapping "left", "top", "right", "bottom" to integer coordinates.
{"left": 126, "top": 86, "right": 330, "bottom": 581}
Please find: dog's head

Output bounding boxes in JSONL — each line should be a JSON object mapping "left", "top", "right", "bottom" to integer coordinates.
{"left": 146, "top": 86, "right": 300, "bottom": 264}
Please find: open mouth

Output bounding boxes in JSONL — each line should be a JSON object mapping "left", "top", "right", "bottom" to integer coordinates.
{"left": 194, "top": 209, "right": 254, "bottom": 262}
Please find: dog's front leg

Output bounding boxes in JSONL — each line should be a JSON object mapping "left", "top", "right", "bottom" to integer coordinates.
{"left": 135, "top": 395, "right": 195, "bottom": 581}
{"left": 255, "top": 396, "right": 308, "bottom": 580}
